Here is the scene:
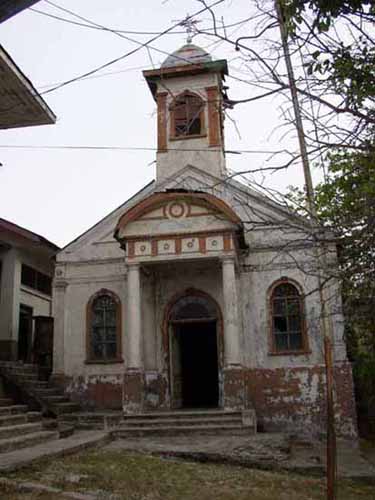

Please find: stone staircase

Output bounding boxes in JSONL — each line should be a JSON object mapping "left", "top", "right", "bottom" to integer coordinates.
{"left": 0, "top": 396, "right": 61, "bottom": 454}
{"left": 0, "top": 361, "right": 79, "bottom": 417}
{"left": 112, "top": 409, "right": 257, "bottom": 437}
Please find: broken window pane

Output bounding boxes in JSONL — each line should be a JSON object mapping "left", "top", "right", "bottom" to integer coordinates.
{"left": 173, "top": 93, "right": 203, "bottom": 137}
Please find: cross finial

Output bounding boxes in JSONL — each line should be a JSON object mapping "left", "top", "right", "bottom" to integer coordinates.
{"left": 174, "top": 14, "right": 200, "bottom": 44}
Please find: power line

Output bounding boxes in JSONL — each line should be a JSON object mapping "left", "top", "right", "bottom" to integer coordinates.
{"left": 30, "top": 4, "right": 252, "bottom": 36}
{"left": 0, "top": 144, "right": 281, "bottom": 154}
{"left": 36, "top": 0, "right": 226, "bottom": 96}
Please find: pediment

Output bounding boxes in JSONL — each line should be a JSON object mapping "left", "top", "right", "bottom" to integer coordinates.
{"left": 114, "top": 191, "right": 244, "bottom": 263}
{"left": 115, "top": 191, "right": 242, "bottom": 240}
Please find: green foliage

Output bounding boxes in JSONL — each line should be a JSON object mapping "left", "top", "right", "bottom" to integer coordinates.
{"left": 280, "top": 1, "right": 375, "bottom": 118}
{"left": 281, "top": 0, "right": 375, "bottom": 34}
{"left": 288, "top": 144, "right": 375, "bottom": 413}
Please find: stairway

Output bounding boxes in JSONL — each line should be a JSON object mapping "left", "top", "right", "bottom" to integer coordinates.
{"left": 112, "top": 409, "right": 257, "bottom": 438}
{"left": 0, "top": 396, "right": 60, "bottom": 454}
{"left": 0, "top": 361, "right": 80, "bottom": 416}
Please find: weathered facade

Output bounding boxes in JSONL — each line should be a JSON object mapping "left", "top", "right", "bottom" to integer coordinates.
{"left": 52, "top": 44, "right": 357, "bottom": 438}
{"left": 0, "top": 218, "right": 58, "bottom": 361}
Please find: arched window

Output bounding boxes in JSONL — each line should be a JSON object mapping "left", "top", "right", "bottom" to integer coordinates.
{"left": 270, "top": 280, "right": 307, "bottom": 353}
{"left": 171, "top": 91, "right": 204, "bottom": 138}
{"left": 86, "top": 290, "right": 122, "bottom": 362}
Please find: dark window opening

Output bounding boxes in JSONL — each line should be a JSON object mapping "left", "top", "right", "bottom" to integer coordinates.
{"left": 271, "top": 282, "right": 304, "bottom": 353}
{"left": 172, "top": 92, "right": 204, "bottom": 137}
{"left": 18, "top": 304, "right": 33, "bottom": 363}
{"left": 21, "top": 264, "right": 52, "bottom": 296}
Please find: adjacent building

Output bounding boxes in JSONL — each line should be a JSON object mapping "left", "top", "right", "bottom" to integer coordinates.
{"left": 0, "top": 218, "right": 59, "bottom": 361}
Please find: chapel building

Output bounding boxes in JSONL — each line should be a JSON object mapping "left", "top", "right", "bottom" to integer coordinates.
{"left": 52, "top": 44, "right": 357, "bottom": 437}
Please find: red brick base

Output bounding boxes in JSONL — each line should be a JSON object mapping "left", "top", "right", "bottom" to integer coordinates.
{"left": 223, "top": 367, "right": 245, "bottom": 410}
{"left": 58, "top": 361, "right": 357, "bottom": 437}
{"left": 123, "top": 369, "right": 143, "bottom": 414}
{"left": 245, "top": 362, "right": 357, "bottom": 438}
{"left": 63, "top": 374, "right": 122, "bottom": 410}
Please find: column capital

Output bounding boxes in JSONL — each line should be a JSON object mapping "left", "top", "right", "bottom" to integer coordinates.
{"left": 126, "top": 261, "right": 141, "bottom": 269}
{"left": 54, "top": 280, "right": 68, "bottom": 290}
{"left": 220, "top": 255, "right": 235, "bottom": 264}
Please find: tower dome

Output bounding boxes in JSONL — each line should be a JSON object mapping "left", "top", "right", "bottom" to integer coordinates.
{"left": 161, "top": 43, "right": 212, "bottom": 68}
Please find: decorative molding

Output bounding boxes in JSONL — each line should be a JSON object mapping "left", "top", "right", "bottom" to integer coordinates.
{"left": 206, "top": 86, "right": 221, "bottom": 147}
{"left": 157, "top": 92, "right": 168, "bottom": 152}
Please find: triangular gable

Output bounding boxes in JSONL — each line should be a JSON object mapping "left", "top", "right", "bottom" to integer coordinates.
{"left": 57, "top": 164, "right": 310, "bottom": 263}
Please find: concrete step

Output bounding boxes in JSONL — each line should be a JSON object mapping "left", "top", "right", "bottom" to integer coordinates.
{"left": 121, "top": 416, "right": 242, "bottom": 427}
{"left": 27, "top": 412, "right": 43, "bottom": 423}
{"left": 12, "top": 374, "right": 39, "bottom": 382}
{"left": 0, "top": 399, "right": 13, "bottom": 407}
{"left": 51, "top": 403, "right": 81, "bottom": 415}
{"left": 113, "top": 424, "right": 254, "bottom": 437}
{"left": 0, "top": 422, "right": 43, "bottom": 440}
{"left": 43, "top": 396, "right": 70, "bottom": 404}
{"left": 124, "top": 410, "right": 242, "bottom": 420}
{"left": 6, "top": 366, "right": 38, "bottom": 375}
{"left": 0, "top": 405, "right": 28, "bottom": 416}
{"left": 0, "top": 431, "right": 110, "bottom": 472}
{"left": 0, "top": 412, "right": 42, "bottom": 427}
{"left": 0, "top": 414, "right": 28, "bottom": 428}
{"left": 59, "top": 412, "right": 122, "bottom": 430}
{"left": 0, "top": 430, "right": 58, "bottom": 454}
{"left": 33, "top": 388, "right": 62, "bottom": 397}
{"left": 25, "top": 380, "right": 49, "bottom": 389}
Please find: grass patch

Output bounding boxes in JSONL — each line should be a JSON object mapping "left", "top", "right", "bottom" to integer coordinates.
{"left": 3, "top": 449, "right": 374, "bottom": 500}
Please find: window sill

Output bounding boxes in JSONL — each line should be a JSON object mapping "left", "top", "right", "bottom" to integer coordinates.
{"left": 268, "top": 350, "right": 311, "bottom": 357}
{"left": 169, "top": 133, "right": 207, "bottom": 141}
{"left": 85, "top": 358, "right": 124, "bottom": 365}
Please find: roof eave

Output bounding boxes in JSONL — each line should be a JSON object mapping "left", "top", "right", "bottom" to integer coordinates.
{"left": 0, "top": 44, "right": 56, "bottom": 129}
{"left": 143, "top": 60, "right": 228, "bottom": 100}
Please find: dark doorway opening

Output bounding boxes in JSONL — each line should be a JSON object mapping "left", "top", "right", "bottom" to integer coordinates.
{"left": 176, "top": 320, "right": 219, "bottom": 408}
{"left": 18, "top": 304, "right": 33, "bottom": 362}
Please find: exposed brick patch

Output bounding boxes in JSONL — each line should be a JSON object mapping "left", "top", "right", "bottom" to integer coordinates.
{"left": 245, "top": 364, "right": 357, "bottom": 438}
{"left": 144, "top": 371, "right": 169, "bottom": 410}
{"left": 223, "top": 367, "right": 245, "bottom": 410}
{"left": 123, "top": 370, "right": 143, "bottom": 413}
{"left": 65, "top": 375, "right": 122, "bottom": 410}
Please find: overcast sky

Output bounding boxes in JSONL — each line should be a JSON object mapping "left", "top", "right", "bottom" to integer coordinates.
{"left": 0, "top": 0, "right": 312, "bottom": 248}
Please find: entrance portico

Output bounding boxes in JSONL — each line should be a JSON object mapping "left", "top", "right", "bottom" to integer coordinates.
{"left": 114, "top": 191, "right": 246, "bottom": 413}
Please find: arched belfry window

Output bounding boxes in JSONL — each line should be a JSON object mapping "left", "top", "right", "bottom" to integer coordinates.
{"left": 86, "top": 290, "right": 122, "bottom": 363}
{"left": 270, "top": 280, "right": 308, "bottom": 354}
{"left": 171, "top": 91, "right": 205, "bottom": 138}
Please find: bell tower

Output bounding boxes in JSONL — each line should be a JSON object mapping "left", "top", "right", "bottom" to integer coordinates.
{"left": 143, "top": 44, "right": 228, "bottom": 184}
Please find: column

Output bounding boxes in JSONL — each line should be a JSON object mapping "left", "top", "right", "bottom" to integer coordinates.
{"left": 124, "top": 262, "right": 143, "bottom": 413}
{"left": 0, "top": 249, "right": 21, "bottom": 360}
{"left": 221, "top": 256, "right": 244, "bottom": 410}
{"left": 222, "top": 256, "right": 241, "bottom": 366}
{"left": 127, "top": 262, "right": 142, "bottom": 369}
{"left": 51, "top": 280, "right": 67, "bottom": 386}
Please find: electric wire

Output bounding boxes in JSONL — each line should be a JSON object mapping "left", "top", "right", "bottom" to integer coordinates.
{"left": 36, "top": 0, "right": 226, "bottom": 96}
{"left": 0, "top": 144, "right": 282, "bottom": 154}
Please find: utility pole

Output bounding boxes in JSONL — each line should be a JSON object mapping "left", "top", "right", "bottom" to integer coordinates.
{"left": 274, "top": 1, "right": 337, "bottom": 499}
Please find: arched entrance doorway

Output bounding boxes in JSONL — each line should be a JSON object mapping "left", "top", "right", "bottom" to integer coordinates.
{"left": 166, "top": 291, "right": 222, "bottom": 409}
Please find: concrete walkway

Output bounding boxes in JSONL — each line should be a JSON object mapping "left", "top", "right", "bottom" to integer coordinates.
{"left": 0, "top": 431, "right": 110, "bottom": 472}
{"left": 105, "top": 433, "right": 375, "bottom": 481}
